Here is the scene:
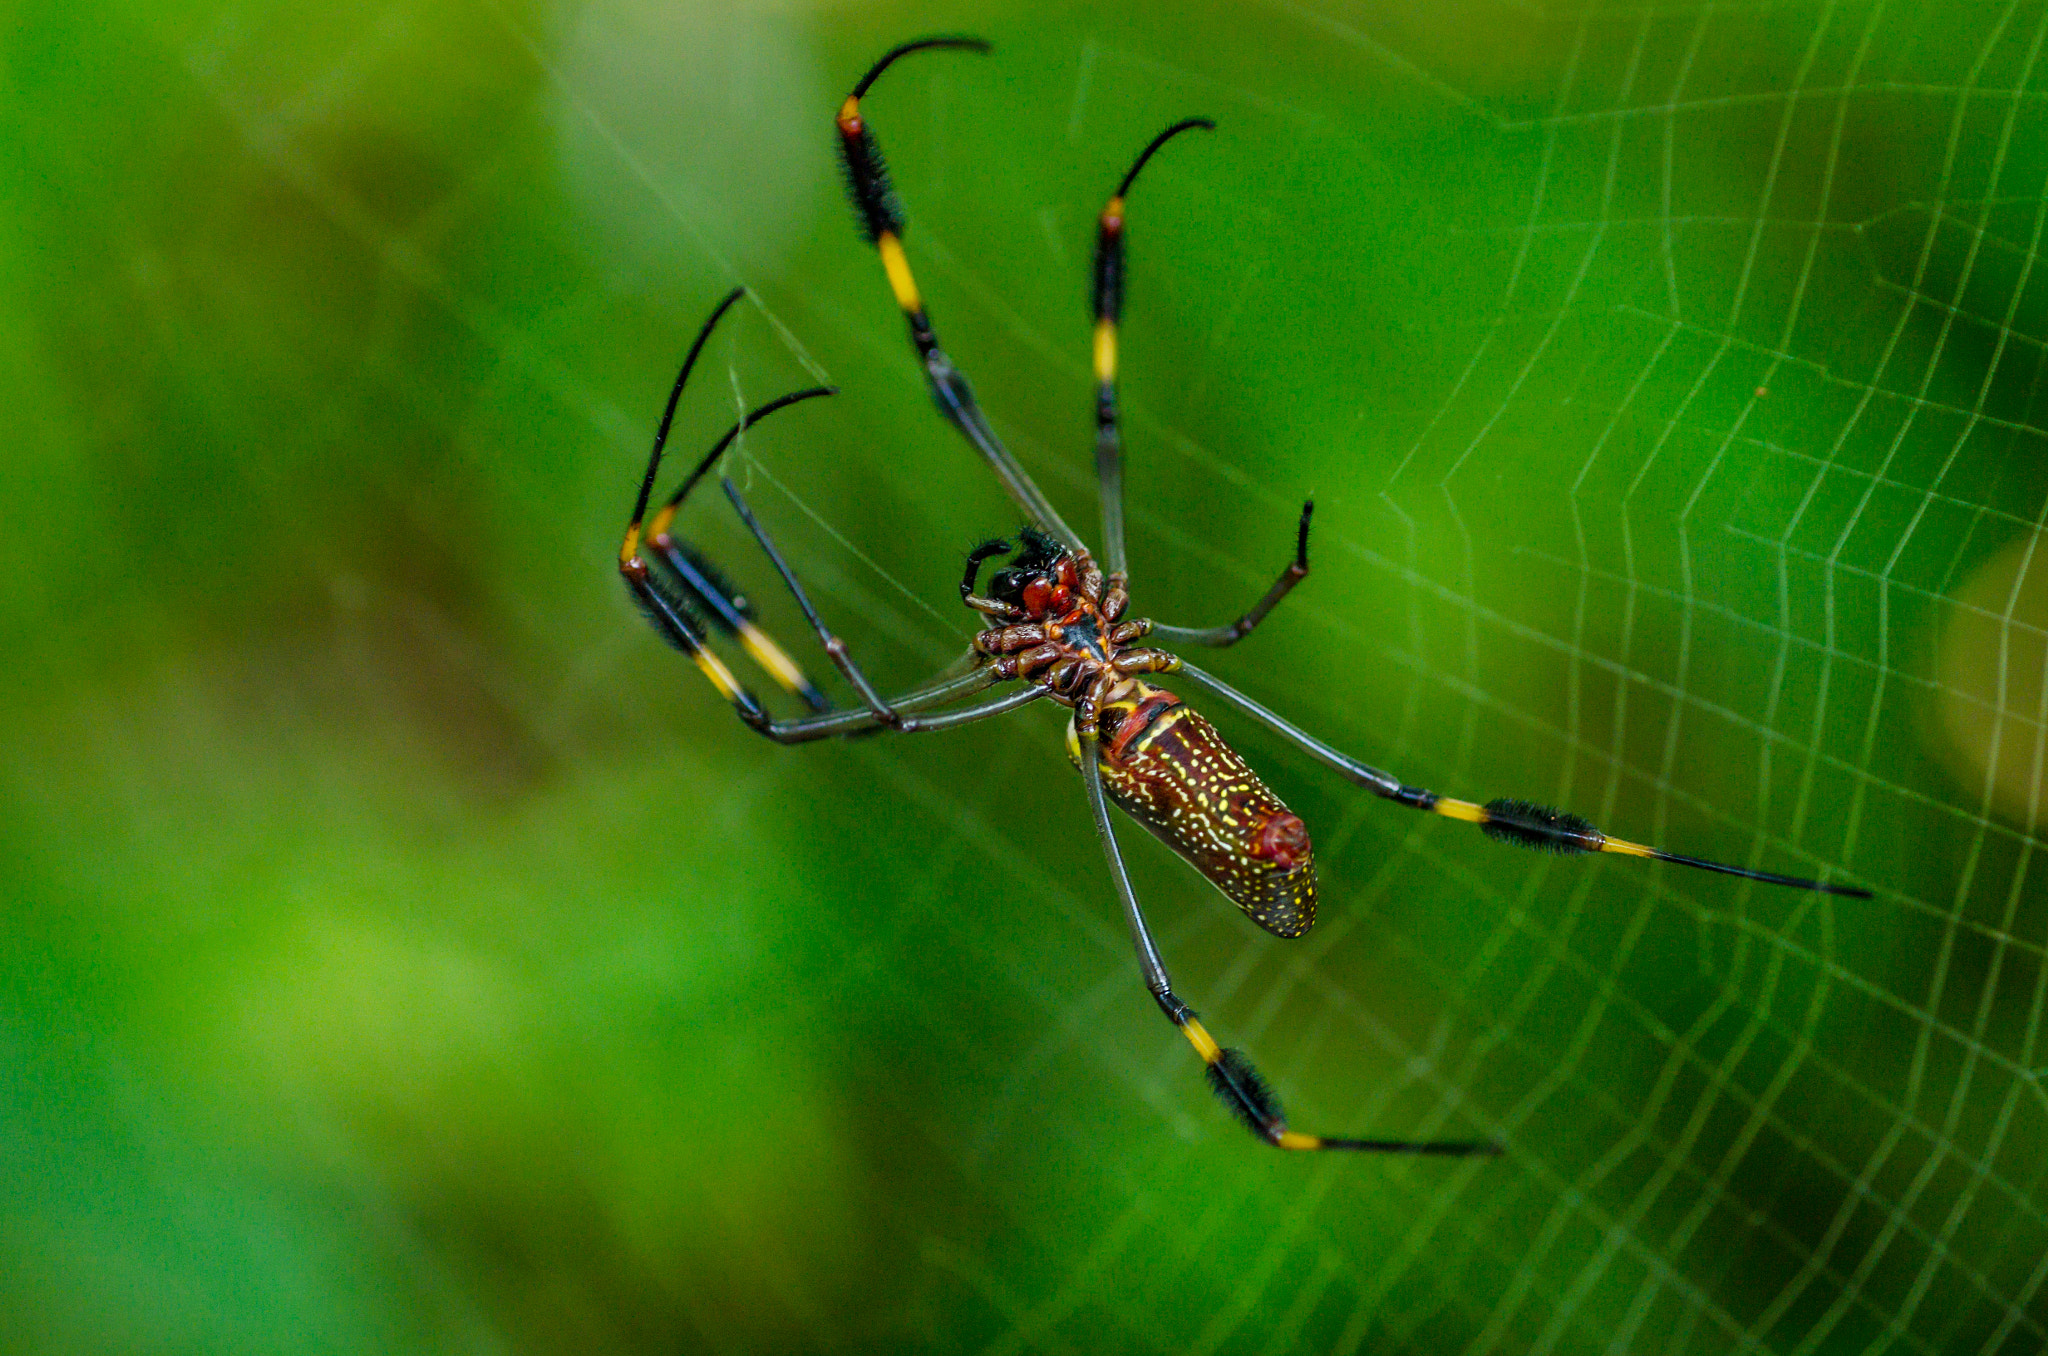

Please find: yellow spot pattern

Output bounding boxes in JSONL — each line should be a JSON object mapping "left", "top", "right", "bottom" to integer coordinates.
{"left": 1077, "top": 684, "right": 1318, "bottom": 938}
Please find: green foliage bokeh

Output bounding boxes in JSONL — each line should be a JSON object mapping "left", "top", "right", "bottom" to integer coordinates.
{"left": 5, "top": 1, "right": 2042, "bottom": 1352}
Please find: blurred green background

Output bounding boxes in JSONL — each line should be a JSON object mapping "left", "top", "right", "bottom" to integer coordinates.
{"left": 7, "top": 0, "right": 2048, "bottom": 1351}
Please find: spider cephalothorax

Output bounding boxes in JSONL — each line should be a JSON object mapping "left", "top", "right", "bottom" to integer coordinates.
{"left": 983, "top": 527, "right": 1073, "bottom": 614}
{"left": 962, "top": 532, "right": 1167, "bottom": 703}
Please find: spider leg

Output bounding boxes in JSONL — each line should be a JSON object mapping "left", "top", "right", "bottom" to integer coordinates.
{"left": 759, "top": 681, "right": 1044, "bottom": 744}
{"left": 646, "top": 534, "right": 830, "bottom": 712}
{"left": 1147, "top": 499, "right": 1315, "bottom": 648}
{"left": 627, "top": 386, "right": 841, "bottom": 715}
{"left": 631, "top": 509, "right": 1018, "bottom": 741}
{"left": 714, "top": 465, "right": 1074, "bottom": 737}
{"left": 1087, "top": 117, "right": 1308, "bottom": 645}
{"left": 1167, "top": 660, "right": 1873, "bottom": 898}
{"left": 633, "top": 539, "right": 1034, "bottom": 745}
{"left": 632, "top": 445, "right": 1043, "bottom": 743}
{"left": 1074, "top": 699, "right": 1499, "bottom": 1154}
{"left": 621, "top": 295, "right": 1034, "bottom": 739}
{"left": 619, "top": 289, "right": 833, "bottom": 710}
{"left": 835, "top": 37, "right": 1085, "bottom": 550}
{"left": 1090, "top": 117, "right": 1213, "bottom": 577}
{"left": 718, "top": 470, "right": 938, "bottom": 726}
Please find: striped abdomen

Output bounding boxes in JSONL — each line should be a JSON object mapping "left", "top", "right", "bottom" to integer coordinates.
{"left": 1069, "top": 682, "right": 1317, "bottom": 938}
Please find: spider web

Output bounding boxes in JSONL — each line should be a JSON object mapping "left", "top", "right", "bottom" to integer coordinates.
{"left": 19, "top": 0, "right": 2048, "bottom": 1352}
{"left": 530, "top": 5, "right": 2048, "bottom": 1350}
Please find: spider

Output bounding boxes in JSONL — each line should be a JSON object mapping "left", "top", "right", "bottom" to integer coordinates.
{"left": 614, "top": 36, "right": 1872, "bottom": 1155}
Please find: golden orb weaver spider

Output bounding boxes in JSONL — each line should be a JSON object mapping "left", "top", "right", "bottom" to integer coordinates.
{"left": 614, "top": 36, "right": 1872, "bottom": 1155}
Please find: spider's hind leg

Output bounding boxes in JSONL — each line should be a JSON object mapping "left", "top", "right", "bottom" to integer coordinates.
{"left": 1071, "top": 697, "right": 1499, "bottom": 1156}
{"left": 1167, "top": 659, "right": 1875, "bottom": 899}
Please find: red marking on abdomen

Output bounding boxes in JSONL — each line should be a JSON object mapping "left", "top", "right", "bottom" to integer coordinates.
{"left": 1094, "top": 700, "right": 1320, "bottom": 938}
{"left": 1106, "top": 688, "right": 1182, "bottom": 764}
{"left": 1251, "top": 812, "right": 1310, "bottom": 870}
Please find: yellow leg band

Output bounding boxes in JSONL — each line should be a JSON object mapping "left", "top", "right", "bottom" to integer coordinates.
{"left": 738, "top": 622, "right": 814, "bottom": 697}
{"left": 693, "top": 649, "right": 744, "bottom": 703}
{"left": 1434, "top": 797, "right": 1488, "bottom": 824}
{"left": 1599, "top": 837, "right": 1657, "bottom": 859}
{"left": 1180, "top": 1017, "right": 1223, "bottom": 1064}
{"left": 877, "top": 232, "right": 923, "bottom": 314}
{"left": 619, "top": 525, "right": 642, "bottom": 568}
{"left": 1277, "top": 1131, "right": 1323, "bottom": 1151}
{"left": 647, "top": 501, "right": 679, "bottom": 544}
{"left": 1093, "top": 317, "right": 1118, "bottom": 384}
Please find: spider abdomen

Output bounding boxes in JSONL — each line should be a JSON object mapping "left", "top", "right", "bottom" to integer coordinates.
{"left": 1070, "top": 682, "right": 1318, "bottom": 938}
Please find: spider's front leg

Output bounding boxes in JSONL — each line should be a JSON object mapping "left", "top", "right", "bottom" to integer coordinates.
{"left": 1082, "top": 109, "right": 1311, "bottom": 639}
{"left": 834, "top": 37, "right": 1082, "bottom": 548}
{"left": 620, "top": 291, "right": 1042, "bottom": 744}
{"left": 616, "top": 287, "right": 837, "bottom": 719}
